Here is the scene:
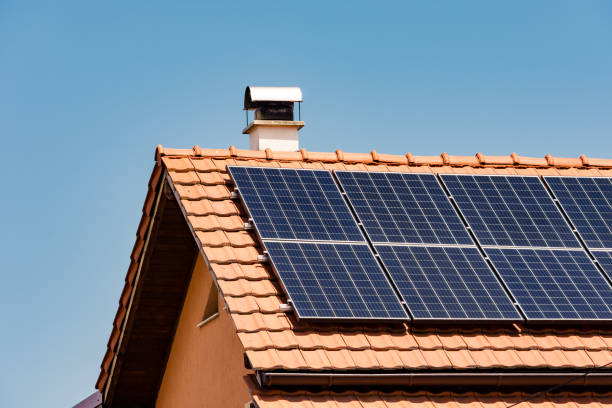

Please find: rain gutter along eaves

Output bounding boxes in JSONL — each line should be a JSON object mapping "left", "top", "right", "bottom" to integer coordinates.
{"left": 257, "top": 371, "right": 612, "bottom": 388}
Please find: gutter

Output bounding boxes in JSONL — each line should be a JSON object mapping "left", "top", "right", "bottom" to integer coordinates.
{"left": 257, "top": 371, "right": 612, "bottom": 388}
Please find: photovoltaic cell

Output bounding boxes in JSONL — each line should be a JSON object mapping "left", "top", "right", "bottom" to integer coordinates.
{"left": 264, "top": 241, "right": 407, "bottom": 319}
{"left": 486, "top": 248, "right": 612, "bottom": 320}
{"left": 592, "top": 250, "right": 612, "bottom": 281}
{"left": 336, "top": 171, "right": 472, "bottom": 245}
{"left": 441, "top": 175, "right": 580, "bottom": 248}
{"left": 376, "top": 245, "right": 521, "bottom": 320}
{"left": 545, "top": 177, "right": 612, "bottom": 249}
{"left": 228, "top": 166, "right": 363, "bottom": 242}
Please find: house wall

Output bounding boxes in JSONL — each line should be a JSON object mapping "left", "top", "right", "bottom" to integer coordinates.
{"left": 155, "top": 254, "right": 250, "bottom": 408}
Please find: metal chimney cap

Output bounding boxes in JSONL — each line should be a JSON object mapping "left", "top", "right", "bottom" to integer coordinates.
{"left": 244, "top": 86, "right": 302, "bottom": 110}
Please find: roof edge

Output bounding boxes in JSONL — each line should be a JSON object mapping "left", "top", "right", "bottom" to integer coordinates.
{"left": 154, "top": 145, "right": 612, "bottom": 169}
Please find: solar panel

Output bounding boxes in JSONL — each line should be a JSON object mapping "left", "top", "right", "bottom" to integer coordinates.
{"left": 545, "top": 177, "right": 612, "bottom": 249}
{"left": 441, "top": 175, "right": 580, "bottom": 248}
{"left": 485, "top": 248, "right": 612, "bottom": 320}
{"left": 375, "top": 245, "right": 521, "bottom": 320}
{"left": 264, "top": 241, "right": 407, "bottom": 319}
{"left": 228, "top": 166, "right": 364, "bottom": 242}
{"left": 336, "top": 171, "right": 472, "bottom": 245}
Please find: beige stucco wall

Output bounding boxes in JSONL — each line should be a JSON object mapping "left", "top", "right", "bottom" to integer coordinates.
{"left": 156, "top": 254, "right": 250, "bottom": 408}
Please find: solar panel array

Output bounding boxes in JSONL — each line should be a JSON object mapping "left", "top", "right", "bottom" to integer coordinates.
{"left": 545, "top": 177, "right": 612, "bottom": 249}
{"left": 229, "top": 165, "right": 612, "bottom": 322}
{"left": 441, "top": 175, "right": 580, "bottom": 248}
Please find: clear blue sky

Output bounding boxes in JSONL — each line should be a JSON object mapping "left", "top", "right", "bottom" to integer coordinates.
{"left": 1, "top": 1, "right": 611, "bottom": 406}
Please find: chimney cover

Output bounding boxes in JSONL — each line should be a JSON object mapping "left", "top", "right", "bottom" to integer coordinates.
{"left": 244, "top": 86, "right": 302, "bottom": 109}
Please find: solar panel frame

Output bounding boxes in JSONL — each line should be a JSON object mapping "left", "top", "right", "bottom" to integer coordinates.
{"left": 335, "top": 171, "right": 474, "bottom": 245}
{"left": 263, "top": 240, "right": 408, "bottom": 320}
{"left": 485, "top": 247, "right": 612, "bottom": 321}
{"left": 440, "top": 174, "right": 581, "bottom": 249}
{"left": 375, "top": 244, "right": 522, "bottom": 321}
{"left": 544, "top": 176, "right": 612, "bottom": 250}
{"left": 228, "top": 166, "right": 365, "bottom": 243}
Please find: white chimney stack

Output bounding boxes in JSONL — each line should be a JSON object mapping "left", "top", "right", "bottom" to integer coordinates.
{"left": 243, "top": 86, "right": 304, "bottom": 151}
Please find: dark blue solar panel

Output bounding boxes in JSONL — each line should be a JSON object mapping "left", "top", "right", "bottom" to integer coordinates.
{"left": 545, "top": 177, "right": 612, "bottom": 249}
{"left": 264, "top": 241, "right": 407, "bottom": 319}
{"left": 376, "top": 245, "right": 521, "bottom": 320}
{"left": 441, "top": 175, "right": 580, "bottom": 248}
{"left": 486, "top": 248, "right": 612, "bottom": 320}
{"left": 592, "top": 250, "right": 612, "bottom": 281}
{"left": 228, "top": 166, "right": 363, "bottom": 242}
{"left": 336, "top": 171, "right": 472, "bottom": 245}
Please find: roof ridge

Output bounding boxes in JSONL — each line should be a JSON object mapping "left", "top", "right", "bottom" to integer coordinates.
{"left": 155, "top": 145, "right": 612, "bottom": 169}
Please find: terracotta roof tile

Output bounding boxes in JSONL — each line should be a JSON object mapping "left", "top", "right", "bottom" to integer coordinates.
{"left": 514, "top": 349, "right": 548, "bottom": 368}
{"left": 162, "top": 156, "right": 194, "bottom": 171}
{"left": 561, "top": 349, "right": 595, "bottom": 368}
{"left": 437, "top": 333, "right": 468, "bottom": 351}
{"left": 341, "top": 332, "right": 371, "bottom": 350}
{"left": 300, "top": 349, "right": 333, "bottom": 370}
{"left": 373, "top": 349, "right": 406, "bottom": 369}
{"left": 444, "top": 349, "right": 477, "bottom": 369}
{"left": 577, "top": 334, "right": 608, "bottom": 351}
{"left": 585, "top": 349, "right": 612, "bottom": 367}
{"left": 193, "top": 170, "right": 229, "bottom": 185}
{"left": 98, "top": 146, "right": 612, "bottom": 393}
{"left": 414, "top": 333, "right": 444, "bottom": 350}
{"left": 217, "top": 279, "right": 278, "bottom": 297}
{"left": 324, "top": 349, "right": 357, "bottom": 370}
{"left": 202, "top": 245, "right": 261, "bottom": 264}
{"left": 210, "top": 263, "right": 270, "bottom": 281}
{"left": 396, "top": 349, "right": 429, "bottom": 369}
{"left": 275, "top": 349, "right": 309, "bottom": 369}
{"left": 506, "top": 333, "right": 539, "bottom": 350}
{"left": 226, "top": 295, "right": 260, "bottom": 313}
{"left": 238, "top": 331, "right": 273, "bottom": 350}
{"left": 366, "top": 332, "right": 418, "bottom": 351}
{"left": 188, "top": 214, "right": 245, "bottom": 231}
{"left": 268, "top": 330, "right": 300, "bottom": 349}
{"left": 451, "top": 332, "right": 488, "bottom": 351}
{"left": 314, "top": 332, "right": 349, "bottom": 351}
{"left": 246, "top": 349, "right": 284, "bottom": 370}
{"left": 180, "top": 199, "right": 238, "bottom": 216}
{"left": 420, "top": 350, "right": 453, "bottom": 369}
{"left": 174, "top": 183, "right": 230, "bottom": 200}
{"left": 195, "top": 230, "right": 255, "bottom": 248}
{"left": 167, "top": 170, "right": 200, "bottom": 184}
{"left": 350, "top": 349, "right": 383, "bottom": 369}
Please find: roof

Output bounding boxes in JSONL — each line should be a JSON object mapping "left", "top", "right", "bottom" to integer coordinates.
{"left": 97, "top": 145, "right": 612, "bottom": 401}
{"left": 252, "top": 391, "right": 612, "bottom": 408}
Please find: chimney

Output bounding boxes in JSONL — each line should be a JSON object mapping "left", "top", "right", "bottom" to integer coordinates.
{"left": 243, "top": 86, "right": 304, "bottom": 151}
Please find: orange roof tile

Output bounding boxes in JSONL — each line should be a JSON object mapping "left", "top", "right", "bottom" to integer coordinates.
{"left": 97, "top": 145, "right": 612, "bottom": 393}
